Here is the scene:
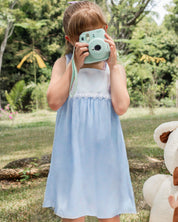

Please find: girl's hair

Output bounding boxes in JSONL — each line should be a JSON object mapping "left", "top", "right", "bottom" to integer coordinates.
{"left": 63, "top": 1, "right": 107, "bottom": 55}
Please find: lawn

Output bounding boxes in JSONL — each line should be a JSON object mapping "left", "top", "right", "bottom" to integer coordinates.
{"left": 0, "top": 107, "right": 178, "bottom": 222}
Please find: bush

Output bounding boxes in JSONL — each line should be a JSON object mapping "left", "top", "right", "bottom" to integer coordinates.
{"left": 31, "top": 82, "right": 49, "bottom": 110}
{"left": 5, "top": 80, "right": 27, "bottom": 111}
{"left": 160, "top": 97, "right": 176, "bottom": 107}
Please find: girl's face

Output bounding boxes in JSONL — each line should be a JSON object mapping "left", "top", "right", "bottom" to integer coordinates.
{"left": 65, "top": 25, "right": 108, "bottom": 46}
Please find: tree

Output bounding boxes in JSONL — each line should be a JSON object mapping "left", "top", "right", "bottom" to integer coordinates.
{"left": 105, "top": 0, "right": 155, "bottom": 52}
{"left": 0, "top": 0, "right": 67, "bottom": 108}
{"left": 164, "top": 0, "right": 178, "bottom": 34}
{"left": 0, "top": 0, "right": 19, "bottom": 73}
{"left": 122, "top": 16, "right": 178, "bottom": 107}
{"left": 0, "top": 0, "right": 19, "bottom": 108}
{"left": 16, "top": 19, "right": 47, "bottom": 85}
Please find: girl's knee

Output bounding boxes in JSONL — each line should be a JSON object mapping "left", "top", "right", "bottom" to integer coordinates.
{"left": 62, "top": 216, "right": 85, "bottom": 222}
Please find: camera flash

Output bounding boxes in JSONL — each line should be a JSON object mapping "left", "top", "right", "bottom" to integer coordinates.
{"left": 86, "top": 33, "right": 90, "bottom": 42}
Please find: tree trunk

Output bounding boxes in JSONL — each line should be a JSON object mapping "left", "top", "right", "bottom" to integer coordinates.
{"left": 0, "top": 22, "right": 13, "bottom": 108}
{"left": 0, "top": 160, "right": 166, "bottom": 180}
{"left": 0, "top": 0, "right": 17, "bottom": 108}
{"left": 0, "top": 164, "right": 50, "bottom": 180}
{"left": 0, "top": 22, "right": 13, "bottom": 73}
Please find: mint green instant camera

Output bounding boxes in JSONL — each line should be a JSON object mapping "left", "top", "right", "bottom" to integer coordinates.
{"left": 79, "top": 28, "right": 110, "bottom": 64}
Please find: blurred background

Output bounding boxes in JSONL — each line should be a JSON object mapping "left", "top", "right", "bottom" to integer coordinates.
{"left": 0, "top": 1, "right": 177, "bottom": 222}
{"left": 0, "top": 0, "right": 177, "bottom": 113}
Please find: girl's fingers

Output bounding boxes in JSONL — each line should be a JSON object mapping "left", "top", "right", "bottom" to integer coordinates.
{"left": 81, "top": 51, "right": 89, "bottom": 60}
{"left": 104, "top": 33, "right": 116, "bottom": 48}
{"left": 80, "top": 47, "right": 89, "bottom": 53}
{"left": 105, "top": 33, "right": 113, "bottom": 41}
{"left": 76, "top": 48, "right": 89, "bottom": 57}
{"left": 75, "top": 43, "right": 89, "bottom": 57}
{"left": 104, "top": 38, "right": 115, "bottom": 47}
{"left": 75, "top": 42, "right": 89, "bottom": 49}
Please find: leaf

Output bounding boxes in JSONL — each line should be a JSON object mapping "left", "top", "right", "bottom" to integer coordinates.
{"left": 17, "top": 52, "right": 33, "bottom": 69}
{"left": 33, "top": 53, "right": 46, "bottom": 68}
{"left": 17, "top": 51, "right": 46, "bottom": 68}
{"left": 15, "top": 19, "right": 48, "bottom": 30}
{"left": 5, "top": 90, "right": 15, "bottom": 110}
{"left": 5, "top": 80, "right": 26, "bottom": 111}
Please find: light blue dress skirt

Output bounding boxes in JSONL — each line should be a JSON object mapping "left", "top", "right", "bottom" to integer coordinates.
{"left": 42, "top": 54, "right": 137, "bottom": 219}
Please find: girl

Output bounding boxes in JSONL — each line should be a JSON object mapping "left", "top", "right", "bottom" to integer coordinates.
{"left": 42, "top": 1, "right": 137, "bottom": 222}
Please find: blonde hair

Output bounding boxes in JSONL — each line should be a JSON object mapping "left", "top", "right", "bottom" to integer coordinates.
{"left": 63, "top": 1, "right": 107, "bottom": 55}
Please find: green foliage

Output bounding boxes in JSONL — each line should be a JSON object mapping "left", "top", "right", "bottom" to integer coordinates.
{"left": 160, "top": 97, "right": 176, "bottom": 107}
{"left": 30, "top": 82, "right": 49, "bottom": 110}
{"left": 122, "top": 16, "right": 178, "bottom": 107}
{"left": 5, "top": 80, "right": 27, "bottom": 111}
{"left": 1, "top": 0, "right": 177, "bottom": 110}
{"left": 1, "top": 0, "right": 67, "bottom": 106}
{"left": 108, "top": 0, "right": 154, "bottom": 51}
{"left": 144, "top": 83, "right": 159, "bottom": 114}
{"left": 164, "top": 0, "right": 178, "bottom": 34}
{"left": 0, "top": 0, "right": 25, "bottom": 43}
{"left": 19, "top": 161, "right": 40, "bottom": 182}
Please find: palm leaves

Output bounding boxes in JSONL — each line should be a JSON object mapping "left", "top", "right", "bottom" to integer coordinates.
{"left": 5, "top": 80, "right": 27, "bottom": 111}
{"left": 17, "top": 50, "right": 46, "bottom": 69}
{"left": 16, "top": 19, "right": 47, "bottom": 84}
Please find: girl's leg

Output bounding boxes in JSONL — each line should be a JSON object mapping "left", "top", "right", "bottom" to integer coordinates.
{"left": 62, "top": 216, "right": 85, "bottom": 222}
{"left": 98, "top": 215, "right": 120, "bottom": 222}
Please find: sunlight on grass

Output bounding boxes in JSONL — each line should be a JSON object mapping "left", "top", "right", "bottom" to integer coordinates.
{"left": 120, "top": 210, "right": 149, "bottom": 222}
{"left": 120, "top": 107, "right": 178, "bottom": 120}
{"left": 0, "top": 110, "right": 56, "bottom": 128}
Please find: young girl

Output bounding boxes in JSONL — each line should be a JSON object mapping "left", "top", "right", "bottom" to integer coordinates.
{"left": 42, "top": 1, "right": 137, "bottom": 222}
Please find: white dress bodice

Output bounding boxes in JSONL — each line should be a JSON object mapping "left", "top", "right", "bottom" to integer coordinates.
{"left": 65, "top": 53, "right": 111, "bottom": 99}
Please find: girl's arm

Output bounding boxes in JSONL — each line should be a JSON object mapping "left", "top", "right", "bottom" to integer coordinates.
{"left": 47, "top": 42, "right": 89, "bottom": 111}
{"left": 47, "top": 56, "right": 73, "bottom": 111}
{"left": 110, "top": 64, "right": 130, "bottom": 116}
{"left": 104, "top": 33, "right": 130, "bottom": 115}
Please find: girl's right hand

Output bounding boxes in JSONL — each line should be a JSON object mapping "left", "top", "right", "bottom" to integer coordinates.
{"left": 74, "top": 42, "right": 89, "bottom": 72}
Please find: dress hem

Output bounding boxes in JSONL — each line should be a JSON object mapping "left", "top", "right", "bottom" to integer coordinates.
{"left": 42, "top": 203, "right": 137, "bottom": 219}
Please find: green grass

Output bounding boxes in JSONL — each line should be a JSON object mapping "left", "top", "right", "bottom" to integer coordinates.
{"left": 0, "top": 107, "right": 178, "bottom": 222}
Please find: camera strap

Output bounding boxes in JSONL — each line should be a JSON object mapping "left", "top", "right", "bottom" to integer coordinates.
{"left": 69, "top": 47, "right": 78, "bottom": 97}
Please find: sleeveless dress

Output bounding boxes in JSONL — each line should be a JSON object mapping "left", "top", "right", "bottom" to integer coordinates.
{"left": 42, "top": 53, "right": 137, "bottom": 219}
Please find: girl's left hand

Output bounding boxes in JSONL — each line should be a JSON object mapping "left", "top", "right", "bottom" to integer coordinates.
{"left": 104, "top": 33, "right": 117, "bottom": 70}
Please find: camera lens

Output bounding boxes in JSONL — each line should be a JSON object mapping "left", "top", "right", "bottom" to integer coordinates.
{"left": 94, "top": 45, "right": 101, "bottom": 51}
{"left": 81, "top": 37, "right": 84, "bottom": 41}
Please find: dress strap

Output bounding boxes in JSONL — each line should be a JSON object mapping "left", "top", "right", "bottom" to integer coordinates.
{"left": 65, "top": 52, "right": 78, "bottom": 97}
{"left": 65, "top": 53, "right": 72, "bottom": 66}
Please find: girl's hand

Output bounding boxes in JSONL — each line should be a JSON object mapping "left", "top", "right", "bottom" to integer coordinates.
{"left": 74, "top": 42, "right": 89, "bottom": 72}
{"left": 104, "top": 33, "right": 117, "bottom": 70}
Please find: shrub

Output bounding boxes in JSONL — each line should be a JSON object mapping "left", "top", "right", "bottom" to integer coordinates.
{"left": 5, "top": 80, "right": 27, "bottom": 111}
{"left": 30, "top": 82, "right": 49, "bottom": 110}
